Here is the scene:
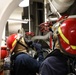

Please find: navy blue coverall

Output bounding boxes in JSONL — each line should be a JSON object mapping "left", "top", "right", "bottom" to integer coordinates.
{"left": 10, "top": 52, "right": 44, "bottom": 75}
{"left": 39, "top": 49, "right": 69, "bottom": 75}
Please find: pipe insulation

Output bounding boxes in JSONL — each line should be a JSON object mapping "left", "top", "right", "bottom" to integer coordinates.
{"left": 48, "top": 15, "right": 76, "bottom": 22}
{"left": 51, "top": 0, "right": 75, "bottom": 13}
{"left": 48, "top": 0, "right": 61, "bottom": 18}
{"left": 58, "top": 0, "right": 73, "bottom": 3}
{"left": 31, "top": 32, "right": 52, "bottom": 41}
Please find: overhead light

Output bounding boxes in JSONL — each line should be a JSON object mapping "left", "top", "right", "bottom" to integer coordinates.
{"left": 19, "top": 0, "right": 29, "bottom": 7}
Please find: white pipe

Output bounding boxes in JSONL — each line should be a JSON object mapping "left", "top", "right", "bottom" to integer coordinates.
{"left": 47, "top": 17, "right": 58, "bottom": 21}
{"left": 48, "top": 15, "right": 76, "bottom": 22}
{"left": 58, "top": 0, "right": 73, "bottom": 3}
{"left": 31, "top": 32, "right": 52, "bottom": 41}
{"left": 8, "top": 18, "right": 29, "bottom": 24}
{"left": 44, "top": 0, "right": 47, "bottom": 22}
{"left": 48, "top": 0, "right": 61, "bottom": 18}
{"left": 68, "top": 15, "right": 76, "bottom": 18}
{"left": 28, "top": 0, "right": 31, "bottom": 33}
{"left": 50, "top": 0, "right": 75, "bottom": 13}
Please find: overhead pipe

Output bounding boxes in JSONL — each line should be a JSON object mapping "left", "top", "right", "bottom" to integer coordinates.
{"left": 28, "top": 0, "right": 31, "bottom": 33}
{"left": 58, "top": 0, "right": 74, "bottom": 3}
{"left": 48, "top": 0, "right": 61, "bottom": 18}
{"left": 44, "top": 0, "right": 47, "bottom": 22}
{"left": 50, "top": 0, "right": 75, "bottom": 13}
{"left": 7, "top": 18, "right": 29, "bottom": 24}
{"left": 68, "top": 15, "right": 76, "bottom": 18}
{"left": 48, "top": 15, "right": 76, "bottom": 22}
{"left": 31, "top": 32, "right": 52, "bottom": 41}
{"left": 47, "top": 0, "right": 75, "bottom": 21}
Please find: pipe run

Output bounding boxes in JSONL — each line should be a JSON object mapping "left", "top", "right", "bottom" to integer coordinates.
{"left": 31, "top": 32, "right": 52, "bottom": 41}
{"left": 50, "top": 0, "right": 75, "bottom": 13}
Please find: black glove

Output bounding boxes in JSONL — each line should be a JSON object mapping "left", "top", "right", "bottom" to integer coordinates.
{"left": 32, "top": 43, "right": 44, "bottom": 61}
{"left": 24, "top": 38, "right": 33, "bottom": 47}
{"left": 32, "top": 42, "right": 42, "bottom": 53}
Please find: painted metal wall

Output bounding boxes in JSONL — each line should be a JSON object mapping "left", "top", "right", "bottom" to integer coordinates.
{"left": 0, "top": 0, "right": 22, "bottom": 47}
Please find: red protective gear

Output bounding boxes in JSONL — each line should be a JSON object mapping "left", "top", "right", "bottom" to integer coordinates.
{"left": 58, "top": 18, "right": 76, "bottom": 56}
{"left": 6, "top": 34, "right": 17, "bottom": 52}
{"left": 0, "top": 71, "right": 4, "bottom": 75}
{"left": 50, "top": 36, "right": 53, "bottom": 49}
{"left": 39, "top": 22, "right": 52, "bottom": 32}
{"left": 25, "top": 32, "right": 35, "bottom": 36}
{"left": 0, "top": 46, "right": 8, "bottom": 59}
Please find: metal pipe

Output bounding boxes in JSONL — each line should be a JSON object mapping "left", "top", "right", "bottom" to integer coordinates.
{"left": 7, "top": 18, "right": 29, "bottom": 24}
{"left": 68, "top": 15, "right": 76, "bottom": 18}
{"left": 48, "top": 0, "right": 61, "bottom": 18}
{"left": 28, "top": 0, "right": 31, "bottom": 33}
{"left": 58, "top": 0, "right": 73, "bottom": 3}
{"left": 44, "top": 0, "right": 47, "bottom": 22}
{"left": 50, "top": 0, "right": 75, "bottom": 13}
{"left": 31, "top": 32, "right": 52, "bottom": 41}
{"left": 48, "top": 15, "right": 76, "bottom": 22}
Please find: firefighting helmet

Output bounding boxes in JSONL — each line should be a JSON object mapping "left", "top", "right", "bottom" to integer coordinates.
{"left": 57, "top": 18, "right": 76, "bottom": 57}
{"left": 0, "top": 46, "right": 8, "bottom": 59}
{"left": 6, "top": 34, "right": 28, "bottom": 53}
{"left": 6, "top": 34, "right": 20, "bottom": 52}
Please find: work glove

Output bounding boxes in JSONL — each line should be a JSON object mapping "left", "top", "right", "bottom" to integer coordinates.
{"left": 32, "top": 43, "right": 44, "bottom": 61}
{"left": 26, "top": 40, "right": 33, "bottom": 47}
{"left": 32, "top": 42, "right": 42, "bottom": 53}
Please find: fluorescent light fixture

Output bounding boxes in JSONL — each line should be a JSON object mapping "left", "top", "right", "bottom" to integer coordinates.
{"left": 19, "top": 0, "right": 29, "bottom": 7}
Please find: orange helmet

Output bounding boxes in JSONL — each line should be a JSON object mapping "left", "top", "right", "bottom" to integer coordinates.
{"left": 6, "top": 34, "right": 18, "bottom": 52}
{"left": 58, "top": 18, "right": 76, "bottom": 57}
{"left": 0, "top": 46, "right": 8, "bottom": 59}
